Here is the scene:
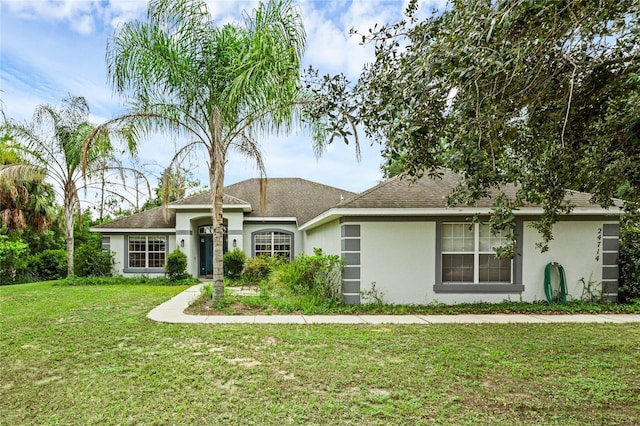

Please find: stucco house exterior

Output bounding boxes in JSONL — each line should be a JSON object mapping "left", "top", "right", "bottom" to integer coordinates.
{"left": 92, "top": 171, "right": 622, "bottom": 304}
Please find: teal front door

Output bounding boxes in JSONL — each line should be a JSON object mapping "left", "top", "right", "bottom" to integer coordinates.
{"left": 199, "top": 236, "right": 213, "bottom": 276}
{"left": 198, "top": 225, "right": 229, "bottom": 277}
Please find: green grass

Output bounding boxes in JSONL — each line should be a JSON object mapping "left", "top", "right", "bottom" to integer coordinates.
{"left": 2, "top": 281, "right": 640, "bottom": 425}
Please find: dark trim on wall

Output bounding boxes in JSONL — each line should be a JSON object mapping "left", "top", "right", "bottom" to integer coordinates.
{"left": 176, "top": 230, "right": 192, "bottom": 235}
{"left": 601, "top": 223, "right": 620, "bottom": 301}
{"left": 340, "top": 214, "right": 619, "bottom": 224}
{"left": 245, "top": 220, "right": 297, "bottom": 226}
{"left": 341, "top": 216, "right": 440, "bottom": 223}
{"left": 341, "top": 224, "right": 361, "bottom": 305}
{"left": 433, "top": 284, "right": 525, "bottom": 294}
{"left": 603, "top": 223, "right": 620, "bottom": 236}
{"left": 101, "top": 236, "right": 110, "bottom": 251}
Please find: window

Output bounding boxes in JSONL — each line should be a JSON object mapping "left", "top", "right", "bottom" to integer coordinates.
{"left": 253, "top": 230, "right": 292, "bottom": 259}
{"left": 441, "top": 223, "right": 511, "bottom": 283}
{"left": 128, "top": 235, "right": 166, "bottom": 269}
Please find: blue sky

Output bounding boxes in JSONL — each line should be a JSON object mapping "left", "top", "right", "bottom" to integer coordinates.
{"left": 1, "top": 0, "right": 442, "bottom": 208}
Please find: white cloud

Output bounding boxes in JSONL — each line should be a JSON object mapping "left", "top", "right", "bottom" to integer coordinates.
{"left": 299, "top": 2, "right": 370, "bottom": 79}
{"left": 3, "top": 0, "right": 98, "bottom": 33}
{"left": 1, "top": 0, "right": 393, "bottom": 199}
{"left": 103, "top": 0, "right": 148, "bottom": 29}
{"left": 72, "top": 13, "right": 96, "bottom": 35}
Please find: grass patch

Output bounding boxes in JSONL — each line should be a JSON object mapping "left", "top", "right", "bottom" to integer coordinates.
{"left": 58, "top": 275, "right": 200, "bottom": 286}
{"left": 2, "top": 281, "right": 640, "bottom": 425}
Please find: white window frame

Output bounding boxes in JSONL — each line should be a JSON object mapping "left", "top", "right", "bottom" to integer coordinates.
{"left": 441, "top": 223, "right": 512, "bottom": 284}
{"left": 127, "top": 235, "right": 167, "bottom": 269}
{"left": 252, "top": 230, "right": 293, "bottom": 259}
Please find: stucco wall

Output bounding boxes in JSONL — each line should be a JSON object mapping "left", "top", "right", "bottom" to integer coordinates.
{"left": 521, "top": 220, "right": 614, "bottom": 302}
{"left": 319, "top": 218, "right": 616, "bottom": 305}
{"left": 109, "top": 235, "right": 124, "bottom": 275}
{"left": 304, "top": 220, "right": 341, "bottom": 256}
{"left": 358, "top": 221, "right": 436, "bottom": 305}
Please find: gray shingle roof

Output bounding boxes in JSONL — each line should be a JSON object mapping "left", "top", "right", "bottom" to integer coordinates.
{"left": 170, "top": 179, "right": 355, "bottom": 223}
{"left": 224, "top": 178, "right": 355, "bottom": 224}
{"left": 94, "top": 206, "right": 176, "bottom": 229}
{"left": 169, "top": 192, "right": 250, "bottom": 206}
{"left": 93, "top": 193, "right": 244, "bottom": 230}
{"left": 95, "top": 179, "right": 355, "bottom": 230}
{"left": 94, "top": 171, "right": 617, "bottom": 232}
{"left": 338, "top": 169, "right": 609, "bottom": 209}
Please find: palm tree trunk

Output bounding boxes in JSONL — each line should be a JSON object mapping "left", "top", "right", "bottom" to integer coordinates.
{"left": 64, "top": 193, "right": 75, "bottom": 277}
{"left": 210, "top": 146, "right": 226, "bottom": 302}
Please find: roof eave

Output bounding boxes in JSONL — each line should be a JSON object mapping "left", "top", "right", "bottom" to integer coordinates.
{"left": 300, "top": 206, "right": 623, "bottom": 231}
{"left": 90, "top": 227, "right": 176, "bottom": 234}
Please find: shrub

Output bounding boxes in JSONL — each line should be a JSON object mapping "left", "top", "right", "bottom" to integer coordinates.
{"left": 223, "top": 249, "right": 246, "bottom": 279}
{"left": 0, "top": 235, "right": 29, "bottom": 285}
{"left": 75, "top": 243, "right": 114, "bottom": 277}
{"left": 244, "top": 255, "right": 278, "bottom": 284}
{"left": 311, "top": 250, "right": 344, "bottom": 302}
{"left": 31, "top": 249, "right": 67, "bottom": 281}
{"left": 271, "top": 249, "right": 344, "bottom": 302}
{"left": 619, "top": 213, "right": 640, "bottom": 303}
{"left": 165, "top": 249, "right": 188, "bottom": 281}
{"left": 272, "top": 255, "right": 318, "bottom": 295}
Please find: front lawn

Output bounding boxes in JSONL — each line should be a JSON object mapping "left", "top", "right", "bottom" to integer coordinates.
{"left": 2, "top": 281, "right": 640, "bottom": 425}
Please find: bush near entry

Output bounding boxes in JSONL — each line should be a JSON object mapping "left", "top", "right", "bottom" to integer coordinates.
{"left": 223, "top": 249, "right": 246, "bottom": 279}
{"left": 165, "top": 249, "right": 188, "bottom": 281}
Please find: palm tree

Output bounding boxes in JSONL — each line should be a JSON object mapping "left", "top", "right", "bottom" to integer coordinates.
{"left": 4, "top": 96, "right": 117, "bottom": 276}
{"left": 90, "top": 0, "right": 321, "bottom": 300}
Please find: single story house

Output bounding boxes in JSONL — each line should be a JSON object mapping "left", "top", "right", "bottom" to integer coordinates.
{"left": 92, "top": 171, "right": 622, "bottom": 304}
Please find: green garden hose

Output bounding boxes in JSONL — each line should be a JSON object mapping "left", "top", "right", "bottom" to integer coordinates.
{"left": 544, "top": 262, "right": 567, "bottom": 303}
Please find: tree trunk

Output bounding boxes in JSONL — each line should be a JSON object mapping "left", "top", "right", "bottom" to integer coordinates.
{"left": 210, "top": 145, "right": 226, "bottom": 302}
{"left": 64, "top": 190, "right": 75, "bottom": 278}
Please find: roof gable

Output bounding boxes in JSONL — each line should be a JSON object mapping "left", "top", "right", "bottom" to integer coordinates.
{"left": 225, "top": 178, "right": 355, "bottom": 224}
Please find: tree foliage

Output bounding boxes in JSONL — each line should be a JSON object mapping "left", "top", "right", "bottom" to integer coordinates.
{"left": 92, "top": 0, "right": 321, "bottom": 300}
{"left": 307, "top": 0, "right": 639, "bottom": 249}
{"left": 0, "top": 135, "right": 56, "bottom": 233}
{"left": 3, "top": 96, "right": 118, "bottom": 275}
{"left": 0, "top": 232, "right": 28, "bottom": 285}
{"left": 141, "top": 163, "right": 201, "bottom": 211}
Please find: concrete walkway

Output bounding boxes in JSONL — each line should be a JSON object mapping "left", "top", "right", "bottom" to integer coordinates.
{"left": 147, "top": 284, "right": 640, "bottom": 324}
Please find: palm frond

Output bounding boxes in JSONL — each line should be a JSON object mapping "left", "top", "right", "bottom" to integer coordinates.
{"left": 0, "top": 163, "right": 46, "bottom": 185}
{"left": 223, "top": 0, "right": 305, "bottom": 133}
{"left": 232, "top": 132, "right": 267, "bottom": 214}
